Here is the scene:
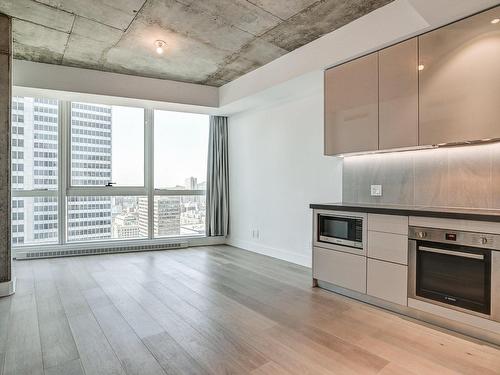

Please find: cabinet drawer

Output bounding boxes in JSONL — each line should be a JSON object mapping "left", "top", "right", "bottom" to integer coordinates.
{"left": 313, "top": 247, "right": 366, "bottom": 293}
{"left": 368, "top": 231, "right": 408, "bottom": 265}
{"left": 368, "top": 214, "right": 408, "bottom": 235}
{"left": 367, "top": 258, "right": 407, "bottom": 306}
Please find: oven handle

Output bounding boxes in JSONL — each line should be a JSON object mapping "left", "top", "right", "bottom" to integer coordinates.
{"left": 419, "top": 246, "right": 484, "bottom": 260}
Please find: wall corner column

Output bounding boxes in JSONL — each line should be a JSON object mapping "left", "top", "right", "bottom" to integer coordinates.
{"left": 0, "top": 13, "right": 15, "bottom": 297}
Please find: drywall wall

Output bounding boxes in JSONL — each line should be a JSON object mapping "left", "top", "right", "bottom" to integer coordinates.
{"left": 13, "top": 60, "right": 219, "bottom": 111}
{"left": 227, "top": 73, "right": 342, "bottom": 267}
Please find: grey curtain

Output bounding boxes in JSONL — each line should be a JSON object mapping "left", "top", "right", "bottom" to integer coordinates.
{"left": 206, "top": 116, "right": 229, "bottom": 236}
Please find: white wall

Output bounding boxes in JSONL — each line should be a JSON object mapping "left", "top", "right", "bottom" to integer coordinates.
{"left": 13, "top": 60, "right": 218, "bottom": 112}
{"left": 227, "top": 74, "right": 342, "bottom": 267}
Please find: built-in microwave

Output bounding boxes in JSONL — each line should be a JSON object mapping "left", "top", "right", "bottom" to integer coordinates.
{"left": 316, "top": 212, "right": 364, "bottom": 249}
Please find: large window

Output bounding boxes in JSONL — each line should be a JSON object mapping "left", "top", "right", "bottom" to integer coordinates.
{"left": 11, "top": 97, "right": 209, "bottom": 249}
{"left": 154, "top": 110, "right": 208, "bottom": 237}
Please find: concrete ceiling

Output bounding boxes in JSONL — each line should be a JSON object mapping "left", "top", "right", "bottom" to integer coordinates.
{"left": 1, "top": 0, "right": 394, "bottom": 87}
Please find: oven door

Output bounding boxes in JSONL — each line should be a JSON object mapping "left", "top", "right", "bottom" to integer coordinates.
{"left": 409, "top": 240, "right": 491, "bottom": 316}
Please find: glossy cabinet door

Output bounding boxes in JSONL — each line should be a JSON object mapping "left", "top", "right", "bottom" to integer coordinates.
{"left": 419, "top": 6, "right": 500, "bottom": 145}
{"left": 324, "top": 52, "right": 378, "bottom": 155}
{"left": 379, "top": 38, "right": 418, "bottom": 149}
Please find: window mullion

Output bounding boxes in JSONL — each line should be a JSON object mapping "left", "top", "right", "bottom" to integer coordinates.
{"left": 59, "top": 100, "right": 70, "bottom": 245}
{"left": 146, "top": 108, "right": 154, "bottom": 240}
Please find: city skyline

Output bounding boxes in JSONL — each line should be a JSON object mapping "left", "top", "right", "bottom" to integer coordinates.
{"left": 11, "top": 97, "right": 208, "bottom": 246}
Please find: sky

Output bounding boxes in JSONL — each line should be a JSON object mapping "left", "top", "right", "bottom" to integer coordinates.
{"left": 111, "top": 106, "right": 209, "bottom": 188}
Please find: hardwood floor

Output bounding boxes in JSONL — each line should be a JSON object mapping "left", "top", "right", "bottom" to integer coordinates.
{"left": 1, "top": 245, "right": 500, "bottom": 375}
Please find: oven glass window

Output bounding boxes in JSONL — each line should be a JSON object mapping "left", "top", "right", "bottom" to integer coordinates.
{"left": 416, "top": 244, "right": 491, "bottom": 314}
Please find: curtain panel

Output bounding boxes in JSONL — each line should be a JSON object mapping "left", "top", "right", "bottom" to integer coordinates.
{"left": 206, "top": 116, "right": 229, "bottom": 236}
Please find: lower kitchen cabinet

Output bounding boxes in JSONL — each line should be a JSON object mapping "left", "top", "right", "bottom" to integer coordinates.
{"left": 313, "top": 247, "right": 366, "bottom": 293}
{"left": 367, "top": 258, "right": 407, "bottom": 306}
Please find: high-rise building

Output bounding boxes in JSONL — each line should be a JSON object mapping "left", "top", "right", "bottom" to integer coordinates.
{"left": 11, "top": 97, "right": 59, "bottom": 245}
{"left": 67, "top": 102, "right": 113, "bottom": 241}
{"left": 138, "top": 196, "right": 181, "bottom": 237}
{"left": 184, "top": 177, "right": 197, "bottom": 190}
{"left": 112, "top": 211, "right": 140, "bottom": 239}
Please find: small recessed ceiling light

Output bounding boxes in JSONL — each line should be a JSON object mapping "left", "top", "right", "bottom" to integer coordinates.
{"left": 155, "top": 40, "right": 166, "bottom": 55}
{"left": 491, "top": 18, "right": 500, "bottom": 24}
{"left": 418, "top": 64, "right": 425, "bottom": 71}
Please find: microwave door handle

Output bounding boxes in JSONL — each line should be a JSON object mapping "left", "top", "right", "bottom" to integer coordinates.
{"left": 419, "top": 246, "right": 484, "bottom": 260}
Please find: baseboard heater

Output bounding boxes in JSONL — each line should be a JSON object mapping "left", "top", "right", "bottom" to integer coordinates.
{"left": 15, "top": 241, "right": 188, "bottom": 260}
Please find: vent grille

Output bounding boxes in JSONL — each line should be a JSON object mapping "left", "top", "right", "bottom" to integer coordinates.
{"left": 16, "top": 241, "right": 188, "bottom": 260}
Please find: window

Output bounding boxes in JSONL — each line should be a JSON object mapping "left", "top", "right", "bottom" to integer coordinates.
{"left": 12, "top": 97, "right": 58, "bottom": 191}
{"left": 70, "top": 103, "right": 144, "bottom": 187}
{"left": 154, "top": 110, "right": 208, "bottom": 237}
{"left": 154, "top": 110, "right": 209, "bottom": 190}
{"left": 66, "top": 196, "right": 147, "bottom": 242}
{"left": 11, "top": 97, "right": 59, "bottom": 246}
{"left": 153, "top": 196, "right": 205, "bottom": 237}
{"left": 11, "top": 96, "right": 209, "bottom": 250}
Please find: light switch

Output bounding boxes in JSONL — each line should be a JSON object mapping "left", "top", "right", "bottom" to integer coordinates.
{"left": 370, "top": 184, "right": 382, "bottom": 197}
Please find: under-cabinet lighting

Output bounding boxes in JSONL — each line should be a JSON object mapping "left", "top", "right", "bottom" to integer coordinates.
{"left": 491, "top": 18, "right": 500, "bottom": 24}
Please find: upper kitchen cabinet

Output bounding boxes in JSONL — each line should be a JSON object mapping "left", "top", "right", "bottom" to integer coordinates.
{"left": 419, "top": 7, "right": 500, "bottom": 145}
{"left": 324, "top": 52, "right": 378, "bottom": 155}
{"left": 379, "top": 38, "right": 418, "bottom": 149}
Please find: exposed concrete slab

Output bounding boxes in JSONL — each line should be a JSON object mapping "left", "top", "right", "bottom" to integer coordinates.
{"left": 250, "top": 0, "right": 321, "bottom": 20}
{"left": 103, "top": 21, "right": 224, "bottom": 83}
{"left": 262, "top": 0, "right": 396, "bottom": 52}
{"left": 71, "top": 17, "right": 123, "bottom": 44}
{"left": 2, "top": 0, "right": 396, "bottom": 85}
{"left": 36, "top": 0, "right": 145, "bottom": 30}
{"left": 62, "top": 17, "right": 123, "bottom": 68}
{"left": 63, "top": 35, "right": 114, "bottom": 69}
{"left": 187, "top": 0, "right": 281, "bottom": 36}
{"left": 139, "top": 0, "right": 254, "bottom": 54}
{"left": 12, "top": 19, "right": 68, "bottom": 63}
{"left": 0, "top": 0, "right": 74, "bottom": 33}
{"left": 204, "top": 38, "right": 288, "bottom": 86}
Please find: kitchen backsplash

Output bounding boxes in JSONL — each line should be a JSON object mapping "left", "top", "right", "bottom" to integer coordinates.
{"left": 342, "top": 142, "right": 500, "bottom": 209}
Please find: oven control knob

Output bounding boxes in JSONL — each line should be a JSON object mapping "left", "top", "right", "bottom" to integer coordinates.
{"left": 481, "top": 237, "right": 488, "bottom": 245}
{"left": 416, "top": 231, "right": 427, "bottom": 239}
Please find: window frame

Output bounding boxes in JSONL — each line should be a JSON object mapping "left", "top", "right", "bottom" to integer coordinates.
{"left": 12, "top": 97, "right": 208, "bottom": 249}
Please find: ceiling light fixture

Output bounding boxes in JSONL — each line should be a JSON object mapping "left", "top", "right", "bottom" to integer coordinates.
{"left": 418, "top": 64, "right": 425, "bottom": 71}
{"left": 155, "top": 40, "right": 166, "bottom": 55}
{"left": 491, "top": 18, "right": 500, "bottom": 24}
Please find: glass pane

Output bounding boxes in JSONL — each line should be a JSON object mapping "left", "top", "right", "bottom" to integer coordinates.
{"left": 154, "top": 110, "right": 208, "bottom": 190}
{"left": 154, "top": 195, "right": 205, "bottom": 237}
{"left": 71, "top": 103, "right": 144, "bottom": 187}
{"left": 67, "top": 196, "right": 147, "bottom": 242}
{"left": 12, "top": 97, "right": 59, "bottom": 190}
{"left": 11, "top": 197, "right": 58, "bottom": 246}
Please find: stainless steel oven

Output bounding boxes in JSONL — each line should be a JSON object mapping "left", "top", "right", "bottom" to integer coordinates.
{"left": 409, "top": 226, "right": 500, "bottom": 321}
{"left": 315, "top": 211, "right": 364, "bottom": 249}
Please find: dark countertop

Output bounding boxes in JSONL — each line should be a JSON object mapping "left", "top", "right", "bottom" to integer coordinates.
{"left": 309, "top": 202, "right": 500, "bottom": 222}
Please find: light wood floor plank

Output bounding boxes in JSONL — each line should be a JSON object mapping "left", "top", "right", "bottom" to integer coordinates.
{"left": 0, "top": 245, "right": 498, "bottom": 375}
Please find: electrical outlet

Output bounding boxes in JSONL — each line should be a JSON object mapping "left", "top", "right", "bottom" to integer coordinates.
{"left": 370, "top": 184, "right": 382, "bottom": 197}
{"left": 251, "top": 229, "right": 260, "bottom": 239}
